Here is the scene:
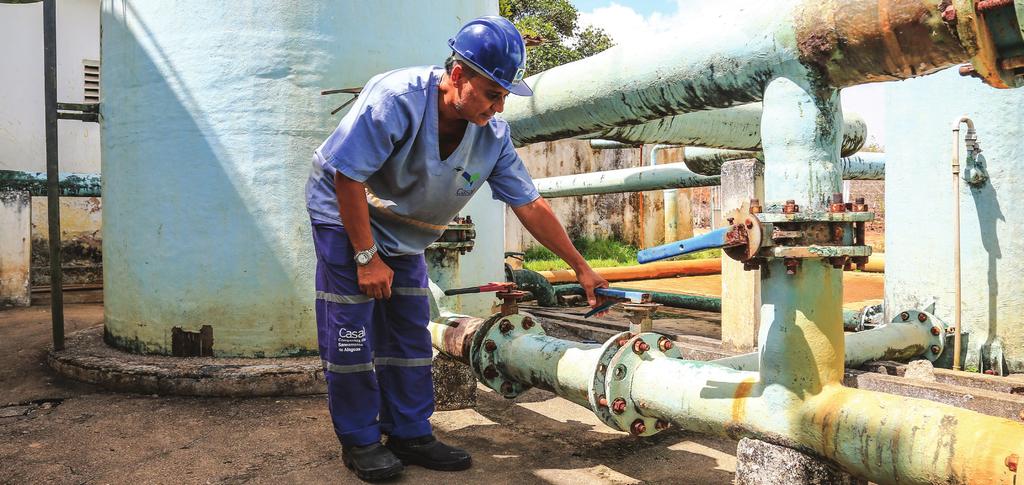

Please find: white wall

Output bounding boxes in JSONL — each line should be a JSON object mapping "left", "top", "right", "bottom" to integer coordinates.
{"left": 0, "top": 0, "right": 101, "bottom": 173}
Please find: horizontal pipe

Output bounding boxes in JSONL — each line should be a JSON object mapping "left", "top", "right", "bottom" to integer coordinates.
{"left": 0, "top": 170, "right": 101, "bottom": 197}
{"left": 682, "top": 148, "right": 886, "bottom": 180}
{"left": 535, "top": 163, "right": 720, "bottom": 198}
{"left": 585, "top": 104, "right": 867, "bottom": 156}
{"left": 503, "top": 0, "right": 975, "bottom": 145}
{"left": 537, "top": 258, "right": 721, "bottom": 284}
{"left": 430, "top": 321, "right": 1024, "bottom": 484}
{"left": 589, "top": 139, "right": 641, "bottom": 150}
{"left": 535, "top": 152, "right": 885, "bottom": 200}
{"left": 553, "top": 284, "right": 722, "bottom": 313}
{"left": 711, "top": 317, "right": 938, "bottom": 371}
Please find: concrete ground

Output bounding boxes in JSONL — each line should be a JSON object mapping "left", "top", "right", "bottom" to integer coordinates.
{"left": 1, "top": 303, "right": 738, "bottom": 484}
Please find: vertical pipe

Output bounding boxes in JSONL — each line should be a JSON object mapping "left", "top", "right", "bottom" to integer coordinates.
{"left": 950, "top": 118, "right": 973, "bottom": 371}
{"left": 759, "top": 75, "right": 844, "bottom": 390}
{"left": 43, "top": 0, "right": 64, "bottom": 351}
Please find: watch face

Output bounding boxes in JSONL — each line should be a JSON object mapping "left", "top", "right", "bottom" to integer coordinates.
{"left": 355, "top": 252, "right": 370, "bottom": 265}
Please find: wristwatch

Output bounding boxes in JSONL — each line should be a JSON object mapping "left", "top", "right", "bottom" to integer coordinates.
{"left": 354, "top": 243, "right": 377, "bottom": 266}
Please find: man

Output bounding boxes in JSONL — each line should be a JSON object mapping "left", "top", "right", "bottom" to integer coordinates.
{"left": 305, "top": 16, "right": 609, "bottom": 482}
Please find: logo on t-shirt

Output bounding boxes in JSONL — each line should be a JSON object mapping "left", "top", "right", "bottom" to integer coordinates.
{"left": 457, "top": 172, "right": 480, "bottom": 196}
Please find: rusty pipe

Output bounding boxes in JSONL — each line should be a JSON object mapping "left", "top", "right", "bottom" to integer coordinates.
{"left": 503, "top": 0, "right": 1019, "bottom": 145}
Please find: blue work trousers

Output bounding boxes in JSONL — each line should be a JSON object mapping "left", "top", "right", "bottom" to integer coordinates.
{"left": 311, "top": 222, "right": 434, "bottom": 447}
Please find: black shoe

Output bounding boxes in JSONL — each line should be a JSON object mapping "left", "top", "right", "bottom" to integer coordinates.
{"left": 386, "top": 435, "right": 472, "bottom": 471}
{"left": 342, "top": 442, "right": 404, "bottom": 482}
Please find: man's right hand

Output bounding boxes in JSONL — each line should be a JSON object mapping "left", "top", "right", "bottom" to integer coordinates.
{"left": 357, "top": 256, "right": 394, "bottom": 299}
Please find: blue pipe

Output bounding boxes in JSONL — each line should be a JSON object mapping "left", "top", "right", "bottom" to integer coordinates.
{"left": 637, "top": 227, "right": 729, "bottom": 264}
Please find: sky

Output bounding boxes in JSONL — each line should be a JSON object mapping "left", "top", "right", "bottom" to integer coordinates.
{"left": 572, "top": 1, "right": 887, "bottom": 148}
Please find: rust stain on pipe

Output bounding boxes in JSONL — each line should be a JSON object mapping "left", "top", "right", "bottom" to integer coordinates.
{"left": 796, "top": 0, "right": 969, "bottom": 87}
{"left": 731, "top": 377, "right": 758, "bottom": 425}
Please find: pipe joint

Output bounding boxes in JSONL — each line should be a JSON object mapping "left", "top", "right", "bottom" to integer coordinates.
{"left": 468, "top": 312, "right": 545, "bottom": 398}
{"left": 588, "top": 331, "right": 682, "bottom": 436}
{"left": 890, "top": 309, "right": 949, "bottom": 363}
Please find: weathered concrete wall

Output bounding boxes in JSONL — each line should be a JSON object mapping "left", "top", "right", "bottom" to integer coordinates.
{"left": 30, "top": 196, "right": 102, "bottom": 286}
{"left": 886, "top": 67, "right": 1024, "bottom": 373}
{"left": 0, "top": 191, "right": 31, "bottom": 307}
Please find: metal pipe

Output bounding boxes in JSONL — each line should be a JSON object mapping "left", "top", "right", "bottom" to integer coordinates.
{"left": 713, "top": 312, "right": 943, "bottom": 371}
{"left": 43, "top": 0, "right": 63, "bottom": 351}
{"left": 430, "top": 320, "right": 1024, "bottom": 484}
{"left": 535, "top": 163, "right": 720, "bottom": 198}
{"left": 588, "top": 139, "right": 640, "bottom": 150}
{"left": 503, "top": 0, "right": 1005, "bottom": 145}
{"left": 584, "top": 104, "right": 867, "bottom": 157}
{"left": 950, "top": 117, "right": 976, "bottom": 371}
{"left": 682, "top": 148, "right": 886, "bottom": 180}
{"left": 553, "top": 284, "right": 723, "bottom": 313}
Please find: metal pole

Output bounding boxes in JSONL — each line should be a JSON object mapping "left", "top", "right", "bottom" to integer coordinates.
{"left": 43, "top": 0, "right": 64, "bottom": 350}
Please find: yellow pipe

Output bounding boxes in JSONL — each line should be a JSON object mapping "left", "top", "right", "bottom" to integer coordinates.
{"left": 536, "top": 258, "right": 721, "bottom": 284}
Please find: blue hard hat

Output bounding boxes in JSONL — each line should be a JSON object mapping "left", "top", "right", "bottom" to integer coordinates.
{"left": 448, "top": 16, "right": 533, "bottom": 96}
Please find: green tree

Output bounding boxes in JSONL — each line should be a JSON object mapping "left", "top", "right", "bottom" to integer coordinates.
{"left": 500, "top": 0, "right": 615, "bottom": 76}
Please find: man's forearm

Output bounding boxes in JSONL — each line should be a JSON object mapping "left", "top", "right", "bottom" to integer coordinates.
{"left": 512, "top": 197, "right": 588, "bottom": 271}
{"left": 334, "top": 172, "right": 375, "bottom": 251}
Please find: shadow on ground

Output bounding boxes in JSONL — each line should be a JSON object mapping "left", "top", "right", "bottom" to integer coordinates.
{"left": 0, "top": 303, "right": 736, "bottom": 484}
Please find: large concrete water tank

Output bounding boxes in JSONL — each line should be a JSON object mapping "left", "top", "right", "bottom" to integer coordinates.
{"left": 885, "top": 67, "right": 1024, "bottom": 374}
{"left": 101, "top": 1, "right": 499, "bottom": 356}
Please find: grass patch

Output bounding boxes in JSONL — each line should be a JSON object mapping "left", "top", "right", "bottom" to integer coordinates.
{"left": 522, "top": 237, "right": 722, "bottom": 272}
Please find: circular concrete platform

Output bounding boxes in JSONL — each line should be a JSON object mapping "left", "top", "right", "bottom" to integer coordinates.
{"left": 48, "top": 326, "right": 325, "bottom": 397}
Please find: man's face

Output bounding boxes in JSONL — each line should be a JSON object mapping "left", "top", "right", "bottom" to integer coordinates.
{"left": 454, "top": 65, "right": 510, "bottom": 126}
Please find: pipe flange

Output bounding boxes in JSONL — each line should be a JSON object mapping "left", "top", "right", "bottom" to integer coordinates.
{"left": 603, "top": 332, "right": 681, "bottom": 436}
{"left": 469, "top": 312, "right": 545, "bottom": 398}
{"left": 954, "top": 0, "right": 1024, "bottom": 89}
{"left": 891, "top": 309, "right": 947, "bottom": 362}
{"left": 587, "top": 331, "right": 632, "bottom": 430}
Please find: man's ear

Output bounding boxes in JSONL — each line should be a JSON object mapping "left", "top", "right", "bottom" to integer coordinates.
{"left": 450, "top": 63, "right": 466, "bottom": 86}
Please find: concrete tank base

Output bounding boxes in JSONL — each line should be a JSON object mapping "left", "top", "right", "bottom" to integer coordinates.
{"left": 49, "top": 326, "right": 479, "bottom": 407}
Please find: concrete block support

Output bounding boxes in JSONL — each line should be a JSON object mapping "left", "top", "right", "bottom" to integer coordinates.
{"left": 735, "top": 438, "right": 866, "bottom": 485}
{"left": 0, "top": 191, "right": 31, "bottom": 307}
{"left": 719, "top": 159, "right": 763, "bottom": 351}
{"left": 431, "top": 353, "right": 477, "bottom": 411}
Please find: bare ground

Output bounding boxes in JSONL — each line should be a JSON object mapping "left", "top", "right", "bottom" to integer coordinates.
{"left": 0, "top": 303, "right": 737, "bottom": 484}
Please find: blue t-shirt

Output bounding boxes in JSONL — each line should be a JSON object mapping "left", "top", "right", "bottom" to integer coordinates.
{"left": 306, "top": 65, "right": 540, "bottom": 256}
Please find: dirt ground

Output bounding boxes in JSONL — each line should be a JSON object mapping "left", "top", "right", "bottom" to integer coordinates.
{"left": 0, "top": 303, "right": 738, "bottom": 484}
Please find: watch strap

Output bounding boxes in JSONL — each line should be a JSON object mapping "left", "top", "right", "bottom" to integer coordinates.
{"left": 355, "top": 243, "right": 378, "bottom": 266}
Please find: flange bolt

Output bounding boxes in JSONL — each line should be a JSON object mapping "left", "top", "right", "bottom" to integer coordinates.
{"left": 931, "top": 327, "right": 942, "bottom": 336}
{"left": 655, "top": 420, "right": 670, "bottom": 431}
{"left": 611, "top": 398, "right": 628, "bottom": 414}
{"left": 900, "top": 312, "right": 910, "bottom": 322}
{"left": 598, "top": 395, "right": 608, "bottom": 408}
{"left": 930, "top": 345, "right": 941, "bottom": 355}
{"left": 484, "top": 365, "right": 499, "bottom": 380}
{"left": 785, "top": 258, "right": 799, "bottom": 276}
{"left": 917, "top": 313, "right": 928, "bottom": 323}
{"left": 630, "top": 419, "right": 647, "bottom": 435}
{"left": 633, "top": 339, "right": 650, "bottom": 354}
{"left": 1006, "top": 453, "right": 1019, "bottom": 473}
{"left": 499, "top": 319, "right": 514, "bottom": 335}
{"left": 501, "top": 381, "right": 514, "bottom": 395}
{"left": 613, "top": 364, "right": 627, "bottom": 380}
{"left": 658, "top": 337, "right": 674, "bottom": 352}
{"left": 522, "top": 317, "right": 535, "bottom": 330}
{"left": 484, "top": 339, "right": 497, "bottom": 352}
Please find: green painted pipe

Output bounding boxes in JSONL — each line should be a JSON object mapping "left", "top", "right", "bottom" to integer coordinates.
{"left": 535, "top": 163, "right": 720, "bottom": 198}
{"left": 503, "top": 0, "right": 992, "bottom": 145}
{"left": 553, "top": 284, "right": 722, "bottom": 313}
{"left": 585, "top": 104, "right": 867, "bottom": 157}
{"left": 510, "top": 269, "right": 558, "bottom": 307}
{"left": 712, "top": 313, "right": 944, "bottom": 371}
{"left": 682, "top": 148, "right": 886, "bottom": 181}
{"left": 0, "top": 170, "right": 101, "bottom": 197}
